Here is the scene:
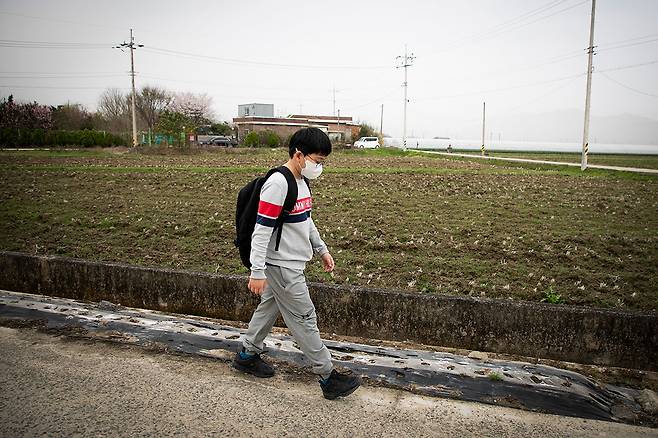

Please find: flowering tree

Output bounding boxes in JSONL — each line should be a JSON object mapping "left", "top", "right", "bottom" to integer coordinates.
{"left": 0, "top": 95, "right": 53, "bottom": 130}
{"left": 170, "top": 92, "right": 214, "bottom": 130}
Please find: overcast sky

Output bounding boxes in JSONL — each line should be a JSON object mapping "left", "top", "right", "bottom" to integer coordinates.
{"left": 1, "top": 0, "right": 657, "bottom": 140}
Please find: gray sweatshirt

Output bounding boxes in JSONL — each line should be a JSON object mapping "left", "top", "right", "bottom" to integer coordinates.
{"left": 249, "top": 172, "right": 328, "bottom": 280}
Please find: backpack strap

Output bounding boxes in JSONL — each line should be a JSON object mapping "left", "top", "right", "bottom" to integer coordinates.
{"left": 303, "top": 176, "right": 311, "bottom": 194}
{"left": 273, "top": 166, "right": 298, "bottom": 251}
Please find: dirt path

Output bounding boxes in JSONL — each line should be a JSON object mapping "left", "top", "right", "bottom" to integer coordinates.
{"left": 1, "top": 327, "right": 655, "bottom": 437}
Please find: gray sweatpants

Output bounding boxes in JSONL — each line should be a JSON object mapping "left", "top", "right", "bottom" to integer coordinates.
{"left": 242, "top": 264, "right": 333, "bottom": 377}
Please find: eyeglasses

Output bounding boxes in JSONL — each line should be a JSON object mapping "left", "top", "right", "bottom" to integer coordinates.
{"left": 297, "top": 150, "right": 326, "bottom": 167}
{"left": 306, "top": 155, "right": 325, "bottom": 167}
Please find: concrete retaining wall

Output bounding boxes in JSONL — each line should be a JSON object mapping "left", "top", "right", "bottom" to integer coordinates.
{"left": 1, "top": 251, "right": 656, "bottom": 371}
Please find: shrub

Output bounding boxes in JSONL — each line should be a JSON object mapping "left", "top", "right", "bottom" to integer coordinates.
{"left": 0, "top": 128, "right": 126, "bottom": 147}
{"left": 260, "top": 130, "right": 281, "bottom": 148}
{"left": 243, "top": 131, "right": 259, "bottom": 147}
{"left": 30, "top": 128, "right": 45, "bottom": 146}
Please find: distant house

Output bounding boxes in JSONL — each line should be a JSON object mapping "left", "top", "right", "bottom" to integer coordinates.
{"left": 233, "top": 105, "right": 359, "bottom": 143}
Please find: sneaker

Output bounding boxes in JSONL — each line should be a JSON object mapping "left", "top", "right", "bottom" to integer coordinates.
{"left": 231, "top": 348, "right": 275, "bottom": 378}
{"left": 319, "top": 369, "right": 361, "bottom": 400}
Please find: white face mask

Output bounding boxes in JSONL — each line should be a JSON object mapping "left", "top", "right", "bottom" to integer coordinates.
{"left": 301, "top": 157, "right": 323, "bottom": 179}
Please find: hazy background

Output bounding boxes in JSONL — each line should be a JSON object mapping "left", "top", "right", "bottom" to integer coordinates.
{"left": 1, "top": 0, "right": 657, "bottom": 143}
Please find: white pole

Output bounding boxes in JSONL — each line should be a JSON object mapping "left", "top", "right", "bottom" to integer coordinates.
{"left": 333, "top": 86, "right": 336, "bottom": 116}
{"left": 380, "top": 104, "right": 384, "bottom": 136}
{"left": 581, "top": 0, "right": 596, "bottom": 171}
{"left": 481, "top": 102, "right": 486, "bottom": 156}
{"left": 396, "top": 46, "right": 414, "bottom": 151}
{"left": 129, "top": 28, "right": 138, "bottom": 147}
{"left": 403, "top": 45, "right": 408, "bottom": 151}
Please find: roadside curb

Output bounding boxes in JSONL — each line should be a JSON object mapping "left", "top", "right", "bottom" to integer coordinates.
{"left": 0, "top": 251, "right": 656, "bottom": 371}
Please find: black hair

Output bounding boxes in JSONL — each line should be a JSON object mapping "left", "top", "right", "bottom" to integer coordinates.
{"left": 288, "top": 127, "right": 332, "bottom": 158}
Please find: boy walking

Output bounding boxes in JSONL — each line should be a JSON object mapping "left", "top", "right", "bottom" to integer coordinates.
{"left": 233, "top": 127, "right": 361, "bottom": 400}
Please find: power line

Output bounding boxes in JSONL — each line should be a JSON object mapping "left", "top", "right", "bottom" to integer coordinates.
{"left": 430, "top": 0, "right": 586, "bottom": 55}
{"left": 139, "top": 74, "right": 386, "bottom": 103}
{"left": 597, "top": 37, "right": 658, "bottom": 53}
{"left": 599, "top": 72, "right": 658, "bottom": 98}
{"left": 430, "top": 0, "right": 569, "bottom": 53}
{"left": 342, "top": 88, "right": 399, "bottom": 112}
{"left": 596, "top": 58, "right": 658, "bottom": 73}
{"left": 597, "top": 32, "right": 658, "bottom": 49}
{"left": 494, "top": 74, "right": 584, "bottom": 115}
{"left": 0, "top": 84, "right": 129, "bottom": 90}
{"left": 142, "top": 46, "right": 392, "bottom": 70}
{"left": 0, "top": 70, "right": 124, "bottom": 74}
{"left": 0, "top": 74, "right": 127, "bottom": 79}
{"left": 0, "top": 39, "right": 113, "bottom": 49}
{"left": 449, "top": 75, "right": 583, "bottom": 132}
{"left": 484, "top": 0, "right": 588, "bottom": 41}
{"left": 417, "top": 56, "right": 658, "bottom": 102}
{"left": 0, "top": 10, "right": 128, "bottom": 31}
{"left": 418, "top": 72, "right": 585, "bottom": 101}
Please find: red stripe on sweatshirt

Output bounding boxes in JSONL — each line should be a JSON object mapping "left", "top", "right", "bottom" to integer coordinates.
{"left": 258, "top": 200, "right": 283, "bottom": 218}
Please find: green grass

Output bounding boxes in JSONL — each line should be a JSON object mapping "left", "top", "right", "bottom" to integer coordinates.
{"left": 1, "top": 147, "right": 656, "bottom": 312}
{"left": 488, "top": 372, "right": 504, "bottom": 382}
{"left": 427, "top": 150, "right": 658, "bottom": 170}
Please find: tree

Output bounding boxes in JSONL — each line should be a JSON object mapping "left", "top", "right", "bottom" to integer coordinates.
{"left": 97, "top": 88, "right": 130, "bottom": 133}
{"left": 155, "top": 110, "right": 189, "bottom": 138}
{"left": 210, "top": 122, "right": 232, "bottom": 135}
{"left": 52, "top": 103, "right": 94, "bottom": 130}
{"left": 135, "top": 85, "right": 173, "bottom": 132}
{"left": 170, "top": 92, "right": 214, "bottom": 131}
{"left": 196, "top": 122, "right": 232, "bottom": 135}
{"left": 358, "top": 122, "right": 378, "bottom": 138}
{"left": 0, "top": 95, "right": 52, "bottom": 130}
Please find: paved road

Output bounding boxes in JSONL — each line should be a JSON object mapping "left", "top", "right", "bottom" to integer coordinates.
{"left": 420, "top": 150, "right": 658, "bottom": 174}
{"left": 1, "top": 327, "right": 655, "bottom": 437}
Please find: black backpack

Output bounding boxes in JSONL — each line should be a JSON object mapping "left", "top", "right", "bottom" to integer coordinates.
{"left": 234, "top": 166, "right": 310, "bottom": 268}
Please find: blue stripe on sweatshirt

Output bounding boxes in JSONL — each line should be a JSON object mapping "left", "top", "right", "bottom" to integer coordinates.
{"left": 284, "top": 211, "right": 310, "bottom": 223}
{"left": 256, "top": 215, "right": 276, "bottom": 227}
{"left": 257, "top": 211, "right": 310, "bottom": 227}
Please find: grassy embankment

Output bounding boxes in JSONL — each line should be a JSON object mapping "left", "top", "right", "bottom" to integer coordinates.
{"left": 1, "top": 146, "right": 656, "bottom": 311}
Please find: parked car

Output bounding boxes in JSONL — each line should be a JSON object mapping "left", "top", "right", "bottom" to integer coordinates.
{"left": 353, "top": 137, "right": 380, "bottom": 149}
{"left": 205, "top": 136, "right": 236, "bottom": 147}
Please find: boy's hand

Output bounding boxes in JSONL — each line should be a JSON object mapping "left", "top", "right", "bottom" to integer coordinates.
{"left": 321, "top": 253, "right": 335, "bottom": 272}
{"left": 248, "top": 277, "right": 267, "bottom": 295}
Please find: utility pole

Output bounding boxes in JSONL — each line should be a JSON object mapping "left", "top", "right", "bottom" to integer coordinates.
{"left": 481, "top": 102, "right": 486, "bottom": 156}
{"left": 114, "top": 29, "right": 143, "bottom": 147}
{"left": 332, "top": 86, "right": 340, "bottom": 116}
{"left": 396, "top": 45, "right": 415, "bottom": 151}
{"left": 380, "top": 104, "right": 384, "bottom": 136}
{"left": 581, "top": 0, "right": 597, "bottom": 171}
